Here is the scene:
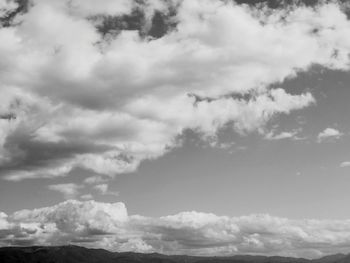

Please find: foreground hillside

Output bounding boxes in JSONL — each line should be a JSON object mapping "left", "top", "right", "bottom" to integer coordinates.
{"left": 0, "top": 246, "right": 349, "bottom": 263}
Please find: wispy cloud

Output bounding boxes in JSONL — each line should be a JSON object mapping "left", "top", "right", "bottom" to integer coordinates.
{"left": 47, "top": 183, "right": 82, "bottom": 199}
{"left": 94, "top": 184, "right": 119, "bottom": 196}
{"left": 265, "top": 129, "right": 301, "bottom": 141}
{"left": 80, "top": 194, "right": 93, "bottom": 200}
{"left": 340, "top": 161, "right": 350, "bottom": 168}
{"left": 84, "top": 176, "right": 109, "bottom": 185}
{"left": 317, "top": 128, "right": 343, "bottom": 143}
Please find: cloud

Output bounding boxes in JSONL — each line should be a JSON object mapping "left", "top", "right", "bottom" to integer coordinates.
{"left": 1, "top": 0, "right": 350, "bottom": 180}
{"left": 265, "top": 129, "right": 300, "bottom": 140}
{"left": 80, "top": 194, "right": 93, "bottom": 200}
{"left": 1, "top": 200, "right": 350, "bottom": 258}
{"left": 47, "top": 183, "right": 82, "bottom": 199}
{"left": 84, "top": 175, "right": 108, "bottom": 185}
{"left": 0, "top": 0, "right": 18, "bottom": 17}
{"left": 93, "top": 184, "right": 119, "bottom": 196}
{"left": 9, "top": 200, "right": 128, "bottom": 241}
{"left": 340, "top": 161, "right": 350, "bottom": 168}
{"left": 317, "top": 128, "right": 343, "bottom": 142}
{"left": 0, "top": 211, "right": 9, "bottom": 230}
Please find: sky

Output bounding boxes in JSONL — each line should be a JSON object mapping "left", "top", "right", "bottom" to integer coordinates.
{"left": 1, "top": 0, "right": 350, "bottom": 259}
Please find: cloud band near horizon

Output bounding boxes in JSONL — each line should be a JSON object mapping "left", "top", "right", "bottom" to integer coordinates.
{"left": 1, "top": 200, "right": 350, "bottom": 259}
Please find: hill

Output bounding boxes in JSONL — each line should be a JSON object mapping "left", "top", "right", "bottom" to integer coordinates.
{"left": 0, "top": 246, "right": 349, "bottom": 263}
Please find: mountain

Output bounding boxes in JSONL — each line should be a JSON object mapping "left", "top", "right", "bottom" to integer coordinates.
{"left": 0, "top": 246, "right": 348, "bottom": 263}
{"left": 327, "top": 254, "right": 350, "bottom": 263}
{"left": 313, "top": 254, "right": 347, "bottom": 263}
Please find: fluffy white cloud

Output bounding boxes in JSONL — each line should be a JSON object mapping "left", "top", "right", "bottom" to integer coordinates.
{"left": 1, "top": 0, "right": 350, "bottom": 180}
{"left": 11, "top": 200, "right": 128, "bottom": 236}
{"left": 1, "top": 200, "right": 350, "bottom": 258}
{"left": 317, "top": 127, "right": 343, "bottom": 142}
{"left": 0, "top": 211, "right": 10, "bottom": 230}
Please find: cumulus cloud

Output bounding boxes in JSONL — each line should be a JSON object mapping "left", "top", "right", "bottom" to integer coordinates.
{"left": 1, "top": 0, "right": 350, "bottom": 181}
{"left": 1, "top": 200, "right": 350, "bottom": 258}
{"left": 317, "top": 127, "right": 343, "bottom": 142}
{"left": 0, "top": 211, "right": 10, "bottom": 230}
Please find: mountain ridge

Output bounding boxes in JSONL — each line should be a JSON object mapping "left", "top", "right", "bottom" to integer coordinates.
{"left": 0, "top": 245, "right": 349, "bottom": 263}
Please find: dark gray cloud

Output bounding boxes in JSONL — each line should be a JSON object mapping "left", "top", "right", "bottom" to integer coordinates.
{"left": 0, "top": 123, "right": 114, "bottom": 180}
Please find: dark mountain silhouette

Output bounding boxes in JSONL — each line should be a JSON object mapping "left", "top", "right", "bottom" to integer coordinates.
{"left": 313, "top": 254, "right": 347, "bottom": 263}
{"left": 329, "top": 254, "right": 350, "bottom": 263}
{"left": 0, "top": 246, "right": 349, "bottom": 263}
